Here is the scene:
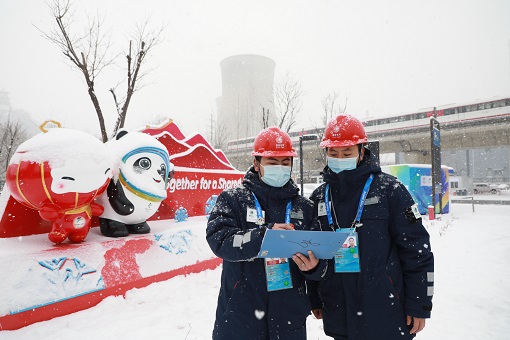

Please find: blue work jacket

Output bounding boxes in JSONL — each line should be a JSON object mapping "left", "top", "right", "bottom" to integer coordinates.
{"left": 307, "top": 150, "right": 434, "bottom": 340}
{"left": 207, "top": 167, "right": 327, "bottom": 340}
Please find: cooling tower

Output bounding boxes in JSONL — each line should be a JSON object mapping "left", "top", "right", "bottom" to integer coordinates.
{"left": 216, "top": 54, "right": 276, "bottom": 141}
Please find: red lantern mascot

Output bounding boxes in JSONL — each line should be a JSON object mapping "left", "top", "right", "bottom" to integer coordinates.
{"left": 5, "top": 121, "right": 113, "bottom": 244}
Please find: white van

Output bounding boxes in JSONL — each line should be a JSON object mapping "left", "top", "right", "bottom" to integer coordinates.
{"left": 473, "top": 183, "right": 500, "bottom": 195}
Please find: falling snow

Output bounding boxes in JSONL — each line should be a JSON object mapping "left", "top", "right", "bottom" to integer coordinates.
{"left": 254, "top": 310, "right": 265, "bottom": 320}
{"left": 2, "top": 204, "right": 510, "bottom": 339}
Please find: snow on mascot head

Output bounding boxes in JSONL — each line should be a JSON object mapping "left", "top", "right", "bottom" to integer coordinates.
{"left": 5, "top": 121, "right": 113, "bottom": 244}
{"left": 97, "top": 129, "right": 173, "bottom": 237}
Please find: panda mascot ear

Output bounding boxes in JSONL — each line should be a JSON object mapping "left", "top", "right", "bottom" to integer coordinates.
{"left": 116, "top": 129, "right": 129, "bottom": 140}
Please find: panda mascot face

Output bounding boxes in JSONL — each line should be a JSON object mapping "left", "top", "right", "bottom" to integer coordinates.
{"left": 119, "top": 146, "right": 171, "bottom": 202}
{"left": 97, "top": 130, "right": 173, "bottom": 238}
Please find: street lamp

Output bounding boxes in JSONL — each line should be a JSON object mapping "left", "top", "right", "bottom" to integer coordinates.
{"left": 299, "top": 134, "right": 318, "bottom": 196}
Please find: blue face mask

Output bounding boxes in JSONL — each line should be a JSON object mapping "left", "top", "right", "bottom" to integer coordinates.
{"left": 260, "top": 165, "right": 291, "bottom": 187}
{"left": 327, "top": 156, "right": 358, "bottom": 173}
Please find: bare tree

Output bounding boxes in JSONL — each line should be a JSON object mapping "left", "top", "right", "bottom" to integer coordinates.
{"left": 260, "top": 106, "right": 270, "bottom": 129}
{"left": 214, "top": 117, "right": 229, "bottom": 150}
{"left": 207, "top": 110, "right": 229, "bottom": 150}
{"left": 274, "top": 73, "right": 304, "bottom": 133}
{"left": 38, "top": 0, "right": 163, "bottom": 142}
{"left": 321, "top": 92, "right": 348, "bottom": 126}
{"left": 110, "top": 21, "right": 164, "bottom": 137}
{"left": 232, "top": 95, "right": 252, "bottom": 144}
{"left": 0, "top": 113, "right": 27, "bottom": 185}
{"left": 304, "top": 92, "right": 348, "bottom": 166}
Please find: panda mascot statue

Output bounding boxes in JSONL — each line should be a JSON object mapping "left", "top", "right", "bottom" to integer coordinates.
{"left": 97, "top": 129, "right": 174, "bottom": 237}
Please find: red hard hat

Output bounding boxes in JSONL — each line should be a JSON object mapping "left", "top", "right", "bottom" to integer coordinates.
{"left": 252, "top": 127, "right": 297, "bottom": 157}
{"left": 320, "top": 114, "right": 368, "bottom": 148}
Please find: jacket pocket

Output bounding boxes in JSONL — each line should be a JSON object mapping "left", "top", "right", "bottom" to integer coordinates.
{"left": 361, "top": 202, "right": 389, "bottom": 221}
{"left": 221, "top": 273, "right": 247, "bottom": 316}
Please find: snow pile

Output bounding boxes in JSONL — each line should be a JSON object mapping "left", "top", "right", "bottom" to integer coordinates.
{"left": 10, "top": 127, "right": 109, "bottom": 169}
{"left": 1, "top": 203, "right": 510, "bottom": 339}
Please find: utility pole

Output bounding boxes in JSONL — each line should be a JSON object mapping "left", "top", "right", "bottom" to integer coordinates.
{"left": 299, "top": 134, "right": 317, "bottom": 196}
{"left": 430, "top": 107, "right": 442, "bottom": 219}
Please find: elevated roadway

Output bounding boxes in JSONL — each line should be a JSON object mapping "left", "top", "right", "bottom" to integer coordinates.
{"left": 225, "top": 110, "right": 510, "bottom": 171}
{"left": 368, "top": 113, "right": 510, "bottom": 163}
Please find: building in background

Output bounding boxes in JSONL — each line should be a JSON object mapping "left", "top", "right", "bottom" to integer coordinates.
{"left": 216, "top": 54, "right": 276, "bottom": 143}
{"left": 442, "top": 147, "right": 510, "bottom": 183}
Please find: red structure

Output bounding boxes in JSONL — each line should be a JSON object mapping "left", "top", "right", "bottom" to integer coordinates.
{"left": 0, "top": 120, "right": 242, "bottom": 330}
{"left": 0, "top": 120, "right": 243, "bottom": 238}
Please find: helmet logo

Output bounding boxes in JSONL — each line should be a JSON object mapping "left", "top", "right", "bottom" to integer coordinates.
{"left": 332, "top": 125, "right": 341, "bottom": 138}
{"left": 275, "top": 135, "right": 284, "bottom": 149}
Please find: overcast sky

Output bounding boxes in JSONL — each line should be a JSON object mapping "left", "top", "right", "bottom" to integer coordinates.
{"left": 1, "top": 0, "right": 509, "bottom": 139}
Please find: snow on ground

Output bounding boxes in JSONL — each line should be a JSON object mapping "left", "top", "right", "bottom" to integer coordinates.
{"left": 1, "top": 203, "right": 510, "bottom": 340}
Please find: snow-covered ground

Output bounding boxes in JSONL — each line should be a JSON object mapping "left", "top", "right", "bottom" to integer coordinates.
{"left": 1, "top": 203, "right": 510, "bottom": 340}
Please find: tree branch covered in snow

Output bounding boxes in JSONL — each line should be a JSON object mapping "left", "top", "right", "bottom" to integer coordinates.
{"left": 36, "top": 0, "right": 163, "bottom": 142}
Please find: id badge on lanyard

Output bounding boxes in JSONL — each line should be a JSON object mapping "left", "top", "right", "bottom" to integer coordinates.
{"left": 334, "top": 231, "right": 360, "bottom": 273}
{"left": 325, "top": 175, "right": 374, "bottom": 273}
{"left": 252, "top": 193, "right": 294, "bottom": 291}
{"left": 265, "top": 258, "right": 293, "bottom": 291}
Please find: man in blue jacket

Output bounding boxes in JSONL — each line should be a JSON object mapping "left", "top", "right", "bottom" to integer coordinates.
{"left": 308, "top": 115, "right": 434, "bottom": 339}
{"left": 207, "top": 127, "right": 327, "bottom": 340}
